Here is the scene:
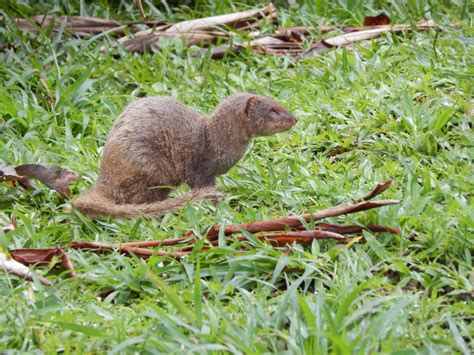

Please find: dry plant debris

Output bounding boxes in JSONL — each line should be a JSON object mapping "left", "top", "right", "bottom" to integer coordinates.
{"left": 71, "top": 179, "right": 400, "bottom": 261}
{"left": 0, "top": 251, "right": 52, "bottom": 286}
{"left": 0, "top": 162, "right": 78, "bottom": 198}
{"left": 5, "top": 4, "right": 459, "bottom": 59}
{"left": 1, "top": 180, "right": 400, "bottom": 285}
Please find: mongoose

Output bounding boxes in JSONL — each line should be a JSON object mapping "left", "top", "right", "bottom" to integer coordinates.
{"left": 74, "top": 93, "right": 297, "bottom": 218}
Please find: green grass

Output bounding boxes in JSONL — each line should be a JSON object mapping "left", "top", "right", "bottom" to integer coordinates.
{"left": 0, "top": 0, "right": 473, "bottom": 353}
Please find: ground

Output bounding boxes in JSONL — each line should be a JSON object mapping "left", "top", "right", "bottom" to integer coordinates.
{"left": 0, "top": 0, "right": 472, "bottom": 353}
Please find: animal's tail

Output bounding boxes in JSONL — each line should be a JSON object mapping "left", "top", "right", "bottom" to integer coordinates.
{"left": 74, "top": 187, "right": 217, "bottom": 219}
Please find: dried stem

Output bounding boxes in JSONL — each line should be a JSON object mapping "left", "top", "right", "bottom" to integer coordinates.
{"left": 59, "top": 250, "right": 77, "bottom": 278}
{"left": 304, "top": 223, "right": 400, "bottom": 235}
{"left": 135, "top": 0, "right": 146, "bottom": 20}
{"left": 70, "top": 241, "right": 189, "bottom": 260}
{"left": 120, "top": 237, "right": 191, "bottom": 248}
{"left": 355, "top": 179, "right": 395, "bottom": 202}
{"left": 203, "top": 199, "right": 399, "bottom": 239}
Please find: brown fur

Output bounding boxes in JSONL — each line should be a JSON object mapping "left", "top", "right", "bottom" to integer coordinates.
{"left": 74, "top": 93, "right": 297, "bottom": 219}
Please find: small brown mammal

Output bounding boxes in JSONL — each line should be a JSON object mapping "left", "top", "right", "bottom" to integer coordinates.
{"left": 74, "top": 93, "right": 297, "bottom": 218}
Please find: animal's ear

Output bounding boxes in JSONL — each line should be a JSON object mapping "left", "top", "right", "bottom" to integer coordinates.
{"left": 244, "top": 96, "right": 258, "bottom": 116}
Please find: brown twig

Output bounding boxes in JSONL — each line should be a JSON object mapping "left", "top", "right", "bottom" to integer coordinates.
{"left": 135, "top": 0, "right": 146, "bottom": 21}
{"left": 120, "top": 237, "right": 191, "bottom": 248}
{"left": 59, "top": 250, "right": 77, "bottom": 278}
{"left": 318, "top": 223, "right": 400, "bottom": 235}
{"left": 70, "top": 241, "right": 189, "bottom": 260}
{"left": 203, "top": 199, "right": 399, "bottom": 240}
{"left": 355, "top": 179, "right": 395, "bottom": 202}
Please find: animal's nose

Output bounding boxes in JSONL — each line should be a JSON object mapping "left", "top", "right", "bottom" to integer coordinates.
{"left": 287, "top": 114, "right": 298, "bottom": 125}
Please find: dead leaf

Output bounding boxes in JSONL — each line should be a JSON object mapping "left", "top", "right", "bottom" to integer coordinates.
{"left": 10, "top": 248, "right": 77, "bottom": 278}
{"left": 15, "top": 164, "right": 78, "bottom": 199}
{"left": 0, "top": 251, "right": 52, "bottom": 286}
{"left": 10, "top": 248, "right": 62, "bottom": 265}
{"left": 364, "top": 13, "right": 391, "bottom": 26}
{"left": 0, "top": 162, "right": 36, "bottom": 190}
{"left": 165, "top": 3, "right": 275, "bottom": 33}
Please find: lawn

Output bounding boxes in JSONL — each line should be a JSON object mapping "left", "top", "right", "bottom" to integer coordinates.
{"left": 0, "top": 0, "right": 472, "bottom": 353}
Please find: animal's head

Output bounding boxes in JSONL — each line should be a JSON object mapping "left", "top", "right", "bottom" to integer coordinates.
{"left": 244, "top": 94, "right": 297, "bottom": 137}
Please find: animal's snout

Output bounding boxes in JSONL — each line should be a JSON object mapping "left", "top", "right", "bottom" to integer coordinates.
{"left": 285, "top": 113, "right": 298, "bottom": 126}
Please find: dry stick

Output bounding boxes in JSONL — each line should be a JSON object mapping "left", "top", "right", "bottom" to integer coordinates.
{"left": 120, "top": 237, "right": 190, "bottom": 248}
{"left": 181, "top": 179, "right": 397, "bottom": 240}
{"left": 319, "top": 20, "right": 437, "bottom": 47}
{"left": 243, "top": 230, "right": 345, "bottom": 242}
{"left": 59, "top": 250, "right": 77, "bottom": 278}
{"left": 135, "top": 0, "right": 146, "bottom": 21}
{"left": 275, "top": 25, "right": 338, "bottom": 35}
{"left": 275, "top": 23, "right": 434, "bottom": 35}
{"left": 116, "top": 24, "right": 170, "bottom": 45}
{"left": 356, "top": 179, "right": 395, "bottom": 202}
{"left": 259, "top": 230, "right": 346, "bottom": 246}
{"left": 202, "top": 224, "right": 398, "bottom": 248}
{"left": 70, "top": 241, "right": 189, "bottom": 260}
{"left": 277, "top": 23, "right": 413, "bottom": 35}
{"left": 177, "top": 230, "right": 349, "bottom": 251}
{"left": 121, "top": 222, "right": 399, "bottom": 251}
{"left": 304, "top": 223, "right": 400, "bottom": 236}
{"left": 203, "top": 199, "right": 399, "bottom": 240}
{"left": 117, "top": 180, "right": 399, "bottom": 249}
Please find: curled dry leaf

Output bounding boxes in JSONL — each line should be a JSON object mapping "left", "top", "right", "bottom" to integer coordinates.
{"left": 0, "top": 162, "right": 35, "bottom": 189}
{"left": 302, "top": 20, "right": 439, "bottom": 58}
{"left": 10, "top": 248, "right": 77, "bottom": 278}
{"left": 165, "top": 3, "right": 276, "bottom": 33}
{"left": 0, "top": 251, "right": 52, "bottom": 286}
{"left": 10, "top": 247, "right": 63, "bottom": 265}
{"left": 4, "top": 163, "right": 78, "bottom": 199}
